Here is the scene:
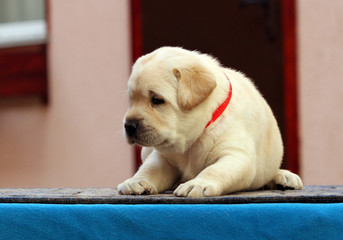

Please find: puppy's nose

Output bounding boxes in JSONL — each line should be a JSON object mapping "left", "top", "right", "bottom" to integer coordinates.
{"left": 125, "top": 120, "right": 139, "bottom": 137}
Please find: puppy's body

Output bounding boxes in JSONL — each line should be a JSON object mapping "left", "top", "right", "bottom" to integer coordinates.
{"left": 119, "top": 47, "right": 302, "bottom": 197}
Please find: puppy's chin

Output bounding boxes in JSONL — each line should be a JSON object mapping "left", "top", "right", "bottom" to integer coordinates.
{"left": 125, "top": 135, "right": 169, "bottom": 148}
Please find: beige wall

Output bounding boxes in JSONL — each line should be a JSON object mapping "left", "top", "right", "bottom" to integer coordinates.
{"left": 1, "top": 1, "right": 343, "bottom": 188}
{"left": 0, "top": 0, "right": 133, "bottom": 187}
{"left": 298, "top": 0, "right": 343, "bottom": 184}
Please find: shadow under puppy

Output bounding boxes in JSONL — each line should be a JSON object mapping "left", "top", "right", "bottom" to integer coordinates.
{"left": 118, "top": 46, "right": 302, "bottom": 197}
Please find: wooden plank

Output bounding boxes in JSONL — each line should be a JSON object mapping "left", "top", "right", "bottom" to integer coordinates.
{"left": 0, "top": 186, "right": 342, "bottom": 204}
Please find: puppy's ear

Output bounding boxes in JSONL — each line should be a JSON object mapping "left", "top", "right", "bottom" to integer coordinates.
{"left": 173, "top": 66, "right": 217, "bottom": 111}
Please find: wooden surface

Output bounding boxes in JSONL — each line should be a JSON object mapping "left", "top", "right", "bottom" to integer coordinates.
{"left": 0, "top": 186, "right": 342, "bottom": 204}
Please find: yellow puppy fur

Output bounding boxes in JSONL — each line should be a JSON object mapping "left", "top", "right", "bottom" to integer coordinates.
{"left": 118, "top": 47, "right": 303, "bottom": 197}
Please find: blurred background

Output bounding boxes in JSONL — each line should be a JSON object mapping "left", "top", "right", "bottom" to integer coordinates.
{"left": 0, "top": 0, "right": 342, "bottom": 187}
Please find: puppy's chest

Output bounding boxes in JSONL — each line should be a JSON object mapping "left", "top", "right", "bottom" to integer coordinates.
{"left": 172, "top": 147, "right": 211, "bottom": 182}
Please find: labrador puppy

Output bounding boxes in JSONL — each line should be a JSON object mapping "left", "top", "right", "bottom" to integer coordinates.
{"left": 118, "top": 46, "right": 303, "bottom": 197}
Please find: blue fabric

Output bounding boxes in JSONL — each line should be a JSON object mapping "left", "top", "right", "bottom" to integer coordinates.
{"left": 0, "top": 203, "right": 342, "bottom": 240}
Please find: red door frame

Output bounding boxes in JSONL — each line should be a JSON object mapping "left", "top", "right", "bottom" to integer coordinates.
{"left": 130, "top": 0, "right": 144, "bottom": 169}
{"left": 130, "top": 0, "right": 299, "bottom": 174}
{"left": 281, "top": 0, "right": 299, "bottom": 174}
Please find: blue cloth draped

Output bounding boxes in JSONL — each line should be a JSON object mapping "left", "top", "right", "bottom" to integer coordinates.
{"left": 1, "top": 203, "right": 342, "bottom": 240}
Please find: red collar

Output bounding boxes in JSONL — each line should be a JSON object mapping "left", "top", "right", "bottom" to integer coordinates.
{"left": 205, "top": 72, "right": 232, "bottom": 128}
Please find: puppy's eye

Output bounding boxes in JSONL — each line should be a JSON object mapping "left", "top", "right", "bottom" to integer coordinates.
{"left": 151, "top": 97, "right": 165, "bottom": 105}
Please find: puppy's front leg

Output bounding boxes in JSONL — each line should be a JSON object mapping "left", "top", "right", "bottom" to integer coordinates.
{"left": 174, "top": 156, "right": 254, "bottom": 197}
{"left": 118, "top": 151, "right": 179, "bottom": 195}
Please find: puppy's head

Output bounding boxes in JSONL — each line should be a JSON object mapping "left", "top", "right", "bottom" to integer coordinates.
{"left": 124, "top": 47, "right": 217, "bottom": 152}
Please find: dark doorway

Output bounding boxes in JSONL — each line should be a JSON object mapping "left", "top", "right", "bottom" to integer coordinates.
{"left": 131, "top": 0, "right": 298, "bottom": 173}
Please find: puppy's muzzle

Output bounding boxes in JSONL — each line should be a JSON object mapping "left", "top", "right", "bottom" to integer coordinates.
{"left": 124, "top": 119, "right": 139, "bottom": 137}
{"left": 124, "top": 119, "right": 163, "bottom": 146}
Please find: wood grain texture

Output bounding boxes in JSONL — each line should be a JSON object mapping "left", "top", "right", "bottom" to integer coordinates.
{"left": 0, "top": 186, "right": 342, "bottom": 204}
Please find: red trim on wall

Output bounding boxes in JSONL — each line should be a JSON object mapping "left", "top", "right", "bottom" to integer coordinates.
{"left": 130, "top": 0, "right": 143, "bottom": 170}
{"left": 282, "top": 0, "right": 299, "bottom": 174}
{"left": 0, "top": 45, "right": 48, "bottom": 102}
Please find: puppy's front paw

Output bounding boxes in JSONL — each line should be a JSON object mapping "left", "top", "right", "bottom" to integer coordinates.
{"left": 118, "top": 178, "right": 157, "bottom": 195}
{"left": 174, "top": 180, "right": 220, "bottom": 197}
{"left": 267, "top": 169, "right": 303, "bottom": 190}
